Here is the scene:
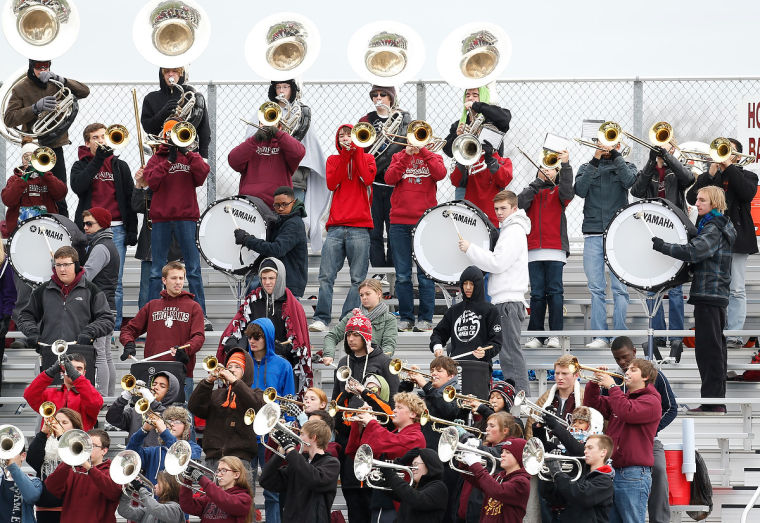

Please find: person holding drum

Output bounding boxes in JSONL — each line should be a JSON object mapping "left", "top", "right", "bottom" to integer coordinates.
{"left": 686, "top": 139, "right": 758, "bottom": 349}
{"left": 652, "top": 185, "right": 736, "bottom": 413}
{"left": 574, "top": 142, "right": 637, "bottom": 349}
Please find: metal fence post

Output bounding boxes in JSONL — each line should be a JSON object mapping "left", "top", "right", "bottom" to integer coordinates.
{"left": 0, "top": 134, "right": 5, "bottom": 218}
{"left": 207, "top": 81, "right": 217, "bottom": 203}
{"left": 632, "top": 77, "right": 644, "bottom": 167}
{"left": 416, "top": 81, "right": 426, "bottom": 120}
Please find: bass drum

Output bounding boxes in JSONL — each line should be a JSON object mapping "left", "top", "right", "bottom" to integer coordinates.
{"left": 8, "top": 214, "right": 83, "bottom": 286}
{"left": 413, "top": 201, "right": 498, "bottom": 285}
{"left": 604, "top": 198, "right": 697, "bottom": 292}
{"left": 196, "top": 195, "right": 275, "bottom": 275}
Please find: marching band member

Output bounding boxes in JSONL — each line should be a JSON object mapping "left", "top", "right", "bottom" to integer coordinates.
{"left": 296, "top": 386, "right": 329, "bottom": 426}
{"left": 4, "top": 59, "right": 90, "bottom": 217}
{"left": 117, "top": 471, "right": 185, "bottom": 523}
{"left": 382, "top": 448, "right": 448, "bottom": 523}
{"left": 178, "top": 456, "right": 253, "bottom": 523}
{"left": 518, "top": 156, "right": 574, "bottom": 349}
{"left": 686, "top": 139, "right": 758, "bottom": 349}
{"left": 359, "top": 85, "right": 412, "bottom": 270}
{"left": 309, "top": 124, "right": 377, "bottom": 333}
{"left": 540, "top": 434, "right": 615, "bottom": 523}
{"left": 0, "top": 442, "right": 42, "bottom": 523}
{"left": 442, "top": 85, "right": 512, "bottom": 205}
{"left": 584, "top": 359, "right": 661, "bottom": 523}
{"left": 458, "top": 437, "right": 531, "bottom": 523}
{"left": 322, "top": 278, "right": 397, "bottom": 366}
{"left": 630, "top": 145, "right": 693, "bottom": 356}
{"left": 574, "top": 142, "right": 636, "bottom": 349}
{"left": 141, "top": 67, "right": 210, "bottom": 158}
{"left": 385, "top": 139, "right": 447, "bottom": 332}
{"left": 259, "top": 419, "right": 341, "bottom": 522}
{"left": 463, "top": 380, "right": 521, "bottom": 434}
{"left": 44, "top": 429, "right": 122, "bottom": 523}
{"left": 652, "top": 186, "right": 735, "bottom": 413}
{"left": 524, "top": 354, "right": 583, "bottom": 440}
{"left": 460, "top": 190, "right": 531, "bottom": 394}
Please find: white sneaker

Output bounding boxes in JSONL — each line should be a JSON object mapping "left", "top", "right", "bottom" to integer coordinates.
{"left": 586, "top": 338, "right": 609, "bottom": 349}
{"left": 309, "top": 320, "right": 327, "bottom": 332}
{"left": 525, "top": 337, "right": 543, "bottom": 349}
{"left": 546, "top": 337, "right": 561, "bottom": 348}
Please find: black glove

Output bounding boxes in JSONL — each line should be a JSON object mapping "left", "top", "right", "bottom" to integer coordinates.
{"left": 544, "top": 414, "right": 563, "bottom": 433}
{"left": 459, "top": 431, "right": 474, "bottom": 444}
{"left": 652, "top": 237, "right": 665, "bottom": 251}
{"left": 63, "top": 358, "right": 81, "bottom": 380}
{"left": 0, "top": 316, "right": 10, "bottom": 339}
{"left": 167, "top": 145, "right": 178, "bottom": 164}
{"left": 174, "top": 346, "right": 189, "bottom": 364}
{"left": 26, "top": 335, "right": 40, "bottom": 352}
{"left": 161, "top": 100, "right": 179, "bottom": 118}
{"left": 189, "top": 468, "right": 205, "bottom": 484}
{"left": 44, "top": 361, "right": 62, "bottom": 378}
{"left": 120, "top": 341, "right": 137, "bottom": 361}
{"left": 130, "top": 479, "right": 144, "bottom": 492}
{"left": 76, "top": 333, "right": 93, "bottom": 346}
{"left": 223, "top": 336, "right": 241, "bottom": 357}
{"left": 653, "top": 145, "right": 667, "bottom": 160}
{"left": 545, "top": 460, "right": 563, "bottom": 478}
{"left": 482, "top": 140, "right": 495, "bottom": 158}
{"left": 233, "top": 228, "right": 249, "bottom": 246}
{"left": 126, "top": 232, "right": 138, "bottom": 246}
{"left": 94, "top": 145, "right": 113, "bottom": 160}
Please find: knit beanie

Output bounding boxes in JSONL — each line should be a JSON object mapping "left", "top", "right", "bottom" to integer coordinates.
{"left": 345, "top": 308, "right": 372, "bottom": 347}
{"left": 364, "top": 373, "right": 390, "bottom": 402}
{"left": 369, "top": 85, "right": 397, "bottom": 108}
{"left": 227, "top": 351, "right": 246, "bottom": 372}
{"left": 501, "top": 437, "right": 527, "bottom": 467}
{"left": 21, "top": 142, "right": 38, "bottom": 156}
{"left": 87, "top": 207, "right": 112, "bottom": 229}
{"left": 490, "top": 380, "right": 516, "bottom": 410}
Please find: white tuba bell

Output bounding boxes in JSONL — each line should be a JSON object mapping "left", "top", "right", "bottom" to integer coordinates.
{"left": 348, "top": 20, "right": 425, "bottom": 87}
{"left": 245, "top": 12, "right": 320, "bottom": 81}
{"left": 132, "top": 0, "right": 210, "bottom": 68}
{"left": 2, "top": 0, "right": 81, "bottom": 60}
{"left": 437, "top": 22, "right": 512, "bottom": 89}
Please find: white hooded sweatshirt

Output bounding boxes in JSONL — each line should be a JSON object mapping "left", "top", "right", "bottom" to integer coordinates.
{"left": 465, "top": 208, "right": 531, "bottom": 304}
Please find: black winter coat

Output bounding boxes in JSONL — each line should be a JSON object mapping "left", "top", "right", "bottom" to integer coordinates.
{"left": 686, "top": 164, "right": 758, "bottom": 254}
{"left": 540, "top": 465, "right": 615, "bottom": 523}
{"left": 383, "top": 448, "right": 448, "bottom": 523}
{"left": 630, "top": 151, "right": 694, "bottom": 212}
{"left": 359, "top": 110, "right": 412, "bottom": 183}
{"left": 443, "top": 101, "right": 511, "bottom": 161}
{"left": 331, "top": 345, "right": 400, "bottom": 400}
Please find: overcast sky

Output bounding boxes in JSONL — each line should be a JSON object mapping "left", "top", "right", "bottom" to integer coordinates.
{"left": 1, "top": 0, "right": 758, "bottom": 83}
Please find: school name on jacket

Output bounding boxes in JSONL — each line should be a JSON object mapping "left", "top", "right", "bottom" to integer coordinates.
{"left": 255, "top": 145, "right": 280, "bottom": 155}
{"left": 25, "top": 182, "right": 50, "bottom": 197}
{"left": 168, "top": 163, "right": 191, "bottom": 174}
{"left": 94, "top": 170, "right": 114, "bottom": 182}
{"left": 455, "top": 309, "right": 481, "bottom": 342}
{"left": 152, "top": 307, "right": 191, "bottom": 327}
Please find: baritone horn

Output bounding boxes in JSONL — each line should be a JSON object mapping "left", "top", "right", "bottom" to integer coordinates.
{"left": 30, "top": 146, "right": 56, "bottom": 172}
{"left": 354, "top": 444, "right": 416, "bottom": 490}
{"left": 165, "top": 440, "right": 216, "bottom": 493}
{"left": 109, "top": 450, "right": 154, "bottom": 498}
{"left": 437, "top": 426, "right": 497, "bottom": 476}
{"left": 251, "top": 403, "right": 310, "bottom": 458}
{"left": 0, "top": 425, "right": 25, "bottom": 468}
{"left": 523, "top": 437, "right": 582, "bottom": 482}
{"left": 58, "top": 429, "right": 92, "bottom": 467}
{"left": 514, "top": 391, "right": 569, "bottom": 428}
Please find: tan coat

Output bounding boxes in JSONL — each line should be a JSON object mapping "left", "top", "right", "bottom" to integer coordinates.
{"left": 523, "top": 384, "right": 583, "bottom": 440}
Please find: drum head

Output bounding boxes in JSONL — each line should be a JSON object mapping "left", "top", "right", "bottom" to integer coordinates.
{"left": 413, "top": 202, "right": 496, "bottom": 285}
{"left": 8, "top": 215, "right": 72, "bottom": 285}
{"left": 196, "top": 196, "right": 269, "bottom": 275}
{"left": 604, "top": 200, "right": 691, "bottom": 291}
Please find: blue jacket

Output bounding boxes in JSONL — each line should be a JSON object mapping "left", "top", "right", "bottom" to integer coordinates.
{"left": 574, "top": 150, "right": 637, "bottom": 234}
{"left": 126, "top": 429, "right": 202, "bottom": 484}
{"left": 0, "top": 463, "right": 42, "bottom": 523}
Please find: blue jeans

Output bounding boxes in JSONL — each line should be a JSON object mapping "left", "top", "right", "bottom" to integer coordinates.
{"left": 293, "top": 188, "right": 305, "bottom": 203}
{"left": 313, "top": 226, "right": 370, "bottom": 324}
{"left": 139, "top": 260, "right": 152, "bottom": 310}
{"left": 726, "top": 253, "right": 748, "bottom": 335}
{"left": 149, "top": 221, "right": 206, "bottom": 314}
{"left": 111, "top": 224, "right": 127, "bottom": 329}
{"left": 252, "top": 442, "right": 280, "bottom": 523}
{"left": 583, "top": 236, "right": 628, "bottom": 337}
{"left": 610, "top": 466, "right": 652, "bottom": 523}
{"left": 650, "top": 285, "right": 684, "bottom": 343}
{"left": 527, "top": 260, "right": 565, "bottom": 341}
{"left": 390, "top": 224, "right": 434, "bottom": 322}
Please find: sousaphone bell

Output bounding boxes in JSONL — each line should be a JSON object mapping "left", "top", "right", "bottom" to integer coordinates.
{"left": 437, "top": 22, "right": 512, "bottom": 89}
{"left": 132, "top": 0, "right": 210, "bottom": 68}
{"left": 348, "top": 20, "right": 425, "bottom": 86}
{"left": 245, "top": 12, "right": 320, "bottom": 80}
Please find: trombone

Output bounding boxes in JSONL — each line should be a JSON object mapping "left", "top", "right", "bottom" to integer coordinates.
{"left": 103, "top": 124, "right": 130, "bottom": 150}
{"left": 249, "top": 403, "right": 310, "bottom": 458}
{"left": 58, "top": 429, "right": 92, "bottom": 468}
{"left": 327, "top": 401, "right": 392, "bottom": 424}
{"left": 239, "top": 101, "right": 283, "bottom": 132}
{"left": 165, "top": 440, "right": 217, "bottom": 493}
{"left": 443, "top": 385, "right": 492, "bottom": 409}
{"left": 437, "top": 426, "right": 497, "bottom": 476}
{"left": 354, "top": 444, "right": 416, "bottom": 490}
{"left": 574, "top": 121, "right": 632, "bottom": 157}
{"left": 110, "top": 450, "right": 154, "bottom": 499}
{"left": 514, "top": 391, "right": 569, "bottom": 428}
{"left": 420, "top": 410, "right": 483, "bottom": 437}
{"left": 263, "top": 387, "right": 304, "bottom": 407}
{"left": 523, "top": 437, "right": 582, "bottom": 482}
{"left": 388, "top": 359, "right": 432, "bottom": 381}
{"left": 680, "top": 137, "right": 757, "bottom": 166}
{"left": 566, "top": 356, "right": 624, "bottom": 383}
{"left": 29, "top": 146, "right": 56, "bottom": 172}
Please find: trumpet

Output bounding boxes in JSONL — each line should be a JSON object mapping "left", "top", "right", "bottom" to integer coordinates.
{"left": 165, "top": 440, "right": 216, "bottom": 493}
{"left": 514, "top": 391, "right": 569, "bottom": 428}
{"left": 354, "top": 443, "right": 416, "bottom": 490}
{"left": 120, "top": 374, "right": 146, "bottom": 394}
{"left": 30, "top": 147, "right": 56, "bottom": 172}
{"left": 104, "top": 124, "right": 130, "bottom": 149}
{"left": 250, "top": 403, "right": 310, "bottom": 458}
{"left": 327, "top": 401, "right": 392, "bottom": 424}
{"left": 263, "top": 387, "right": 304, "bottom": 407}
{"left": 442, "top": 386, "right": 492, "bottom": 409}
{"left": 438, "top": 426, "right": 497, "bottom": 476}
{"left": 202, "top": 355, "right": 227, "bottom": 381}
{"left": 58, "top": 429, "right": 92, "bottom": 468}
{"left": 566, "top": 356, "right": 624, "bottom": 383}
{"left": 351, "top": 122, "right": 377, "bottom": 148}
{"left": 388, "top": 359, "right": 432, "bottom": 381}
{"left": 420, "top": 410, "right": 483, "bottom": 437}
{"left": 336, "top": 365, "right": 352, "bottom": 382}
{"left": 135, "top": 398, "right": 159, "bottom": 426}
{"left": 110, "top": 450, "right": 154, "bottom": 499}
{"left": 523, "top": 437, "right": 582, "bottom": 482}
{"left": 39, "top": 401, "right": 60, "bottom": 432}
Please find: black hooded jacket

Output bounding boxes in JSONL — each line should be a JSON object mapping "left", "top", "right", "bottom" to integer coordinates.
{"left": 331, "top": 344, "right": 399, "bottom": 400}
{"left": 429, "top": 266, "right": 501, "bottom": 362}
{"left": 141, "top": 68, "right": 211, "bottom": 158}
{"left": 382, "top": 448, "right": 448, "bottom": 523}
{"left": 539, "top": 465, "right": 615, "bottom": 523}
{"left": 267, "top": 80, "right": 312, "bottom": 142}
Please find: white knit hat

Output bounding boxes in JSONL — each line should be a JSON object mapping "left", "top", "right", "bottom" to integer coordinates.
{"left": 21, "top": 142, "right": 38, "bottom": 156}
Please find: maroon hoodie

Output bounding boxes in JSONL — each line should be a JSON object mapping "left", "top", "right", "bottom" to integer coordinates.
{"left": 119, "top": 289, "right": 205, "bottom": 377}
{"left": 1, "top": 167, "right": 67, "bottom": 235}
{"left": 464, "top": 463, "right": 531, "bottom": 523}
{"left": 385, "top": 147, "right": 447, "bottom": 225}
{"left": 179, "top": 476, "right": 252, "bottom": 523}
{"left": 228, "top": 130, "right": 306, "bottom": 209}
{"left": 326, "top": 124, "right": 377, "bottom": 229}
{"left": 143, "top": 146, "right": 209, "bottom": 222}
{"left": 45, "top": 461, "right": 122, "bottom": 523}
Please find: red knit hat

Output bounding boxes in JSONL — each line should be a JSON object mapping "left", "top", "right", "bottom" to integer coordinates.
{"left": 345, "top": 308, "right": 372, "bottom": 347}
{"left": 87, "top": 207, "right": 112, "bottom": 229}
{"left": 499, "top": 437, "right": 528, "bottom": 468}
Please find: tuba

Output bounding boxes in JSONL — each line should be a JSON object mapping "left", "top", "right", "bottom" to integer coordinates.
{"left": 438, "top": 23, "right": 512, "bottom": 89}
{"left": 132, "top": 0, "right": 210, "bottom": 68}
{"left": 245, "top": 13, "right": 321, "bottom": 80}
{"left": 348, "top": 21, "right": 425, "bottom": 86}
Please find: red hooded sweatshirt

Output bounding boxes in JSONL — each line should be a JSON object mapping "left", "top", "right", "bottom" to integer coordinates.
{"left": 179, "top": 476, "right": 252, "bottom": 523}
{"left": 119, "top": 289, "right": 205, "bottom": 377}
{"left": 143, "top": 146, "right": 209, "bottom": 222}
{"left": 1, "top": 167, "right": 67, "bottom": 235}
{"left": 45, "top": 461, "right": 122, "bottom": 523}
{"left": 228, "top": 130, "right": 306, "bottom": 209}
{"left": 385, "top": 147, "right": 447, "bottom": 225}
{"left": 326, "top": 124, "right": 377, "bottom": 229}
{"left": 450, "top": 153, "right": 513, "bottom": 227}
{"left": 23, "top": 370, "right": 103, "bottom": 431}
{"left": 345, "top": 418, "right": 426, "bottom": 458}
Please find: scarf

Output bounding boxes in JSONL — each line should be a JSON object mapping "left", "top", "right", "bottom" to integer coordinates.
{"left": 697, "top": 209, "right": 721, "bottom": 234}
{"left": 362, "top": 301, "right": 389, "bottom": 324}
{"left": 42, "top": 436, "right": 61, "bottom": 478}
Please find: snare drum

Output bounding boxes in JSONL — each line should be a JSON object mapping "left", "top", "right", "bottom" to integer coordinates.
{"left": 604, "top": 199, "right": 696, "bottom": 292}
{"left": 413, "top": 201, "right": 498, "bottom": 285}
{"left": 196, "top": 196, "right": 274, "bottom": 275}
{"left": 8, "top": 214, "right": 74, "bottom": 285}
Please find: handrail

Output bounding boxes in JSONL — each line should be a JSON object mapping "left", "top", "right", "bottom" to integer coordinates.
{"left": 742, "top": 485, "right": 760, "bottom": 523}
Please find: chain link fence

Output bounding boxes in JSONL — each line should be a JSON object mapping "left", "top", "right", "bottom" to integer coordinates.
{"left": 3, "top": 77, "right": 759, "bottom": 249}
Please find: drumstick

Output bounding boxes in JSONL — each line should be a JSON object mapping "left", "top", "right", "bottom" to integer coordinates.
{"left": 139, "top": 343, "right": 191, "bottom": 363}
{"left": 452, "top": 346, "right": 493, "bottom": 360}
{"left": 448, "top": 213, "right": 463, "bottom": 241}
{"left": 38, "top": 226, "right": 54, "bottom": 258}
{"left": 224, "top": 205, "right": 240, "bottom": 229}
{"left": 634, "top": 211, "right": 656, "bottom": 237}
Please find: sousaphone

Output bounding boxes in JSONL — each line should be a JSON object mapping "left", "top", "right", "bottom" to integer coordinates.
{"left": 245, "top": 12, "right": 320, "bottom": 81}
{"left": 347, "top": 20, "right": 425, "bottom": 87}
{"left": 132, "top": 0, "right": 210, "bottom": 67}
{"left": 437, "top": 22, "right": 512, "bottom": 89}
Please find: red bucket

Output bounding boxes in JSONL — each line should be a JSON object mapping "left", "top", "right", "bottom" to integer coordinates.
{"left": 664, "top": 444, "right": 691, "bottom": 505}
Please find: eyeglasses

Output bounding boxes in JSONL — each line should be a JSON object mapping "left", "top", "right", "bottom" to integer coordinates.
{"left": 370, "top": 91, "right": 389, "bottom": 98}
{"left": 54, "top": 262, "right": 74, "bottom": 268}
{"left": 91, "top": 444, "right": 104, "bottom": 449}
{"left": 82, "top": 221, "right": 96, "bottom": 227}
{"left": 216, "top": 468, "right": 233, "bottom": 475}
{"left": 167, "top": 419, "right": 184, "bottom": 426}
{"left": 272, "top": 200, "right": 295, "bottom": 209}
{"left": 33, "top": 61, "right": 51, "bottom": 70}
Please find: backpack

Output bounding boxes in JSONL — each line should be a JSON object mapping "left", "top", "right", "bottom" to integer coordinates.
{"left": 687, "top": 450, "right": 713, "bottom": 521}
